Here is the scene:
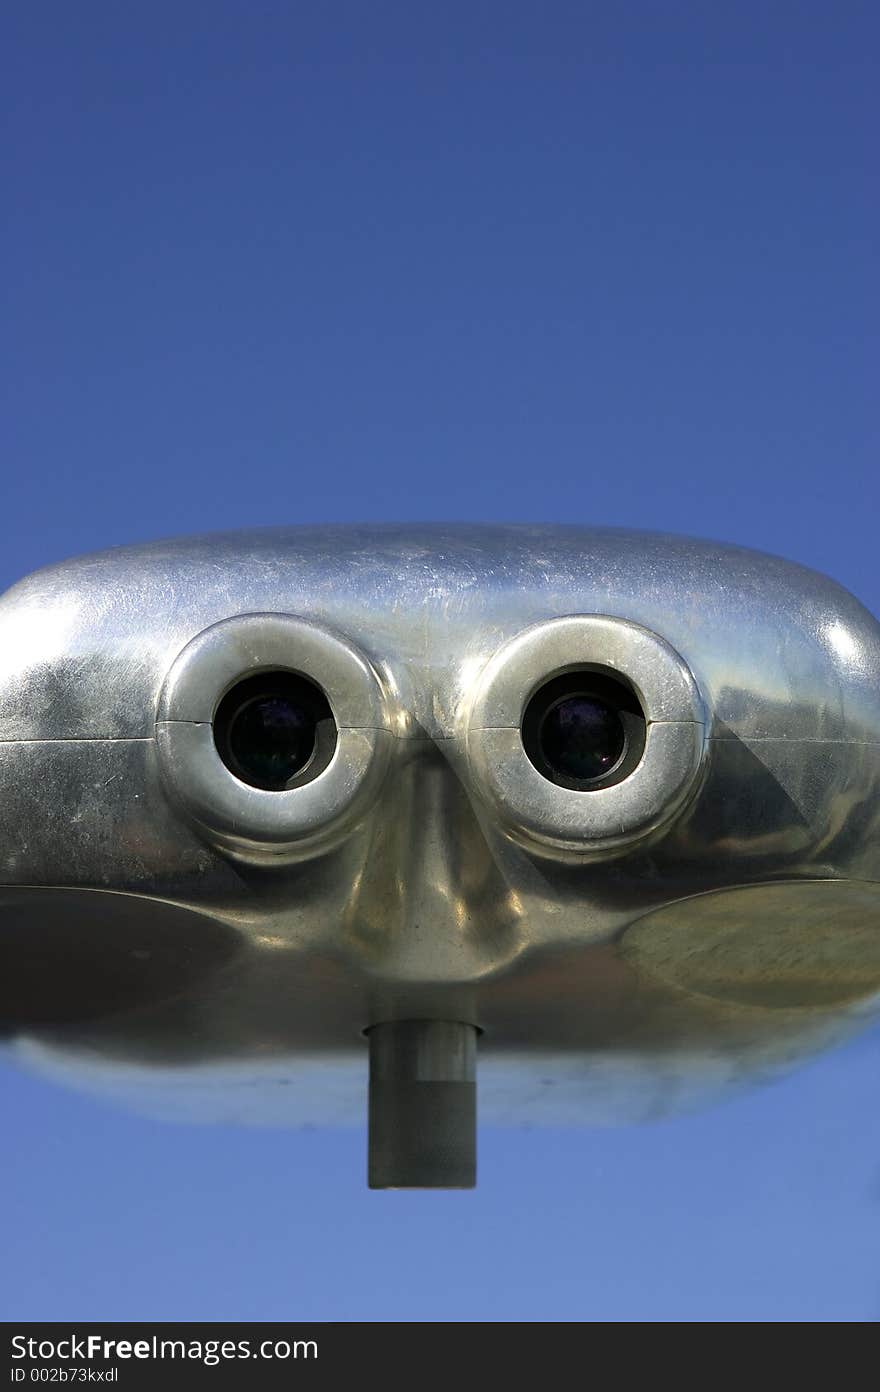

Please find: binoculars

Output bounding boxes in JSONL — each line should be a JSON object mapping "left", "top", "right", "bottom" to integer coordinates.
{"left": 2, "top": 525, "right": 879, "bottom": 1186}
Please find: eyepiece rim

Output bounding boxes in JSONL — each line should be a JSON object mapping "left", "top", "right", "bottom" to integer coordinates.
{"left": 155, "top": 613, "right": 391, "bottom": 862}
{"left": 465, "top": 614, "right": 707, "bottom": 857}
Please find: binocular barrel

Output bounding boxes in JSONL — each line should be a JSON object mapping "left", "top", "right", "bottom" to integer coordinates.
{"left": 1, "top": 525, "right": 879, "bottom": 1186}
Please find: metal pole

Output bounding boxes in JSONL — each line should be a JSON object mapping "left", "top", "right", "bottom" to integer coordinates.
{"left": 367, "top": 1019, "right": 477, "bottom": 1189}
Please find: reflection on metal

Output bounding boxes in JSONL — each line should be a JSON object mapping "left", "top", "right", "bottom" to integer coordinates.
{"left": 621, "top": 881, "right": 880, "bottom": 1008}
{"left": 1, "top": 525, "right": 879, "bottom": 1187}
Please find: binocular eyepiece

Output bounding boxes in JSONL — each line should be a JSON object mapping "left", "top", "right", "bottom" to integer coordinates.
{"left": 213, "top": 671, "right": 337, "bottom": 791}
{"left": 155, "top": 608, "right": 706, "bottom": 866}
{"left": 213, "top": 665, "right": 648, "bottom": 797}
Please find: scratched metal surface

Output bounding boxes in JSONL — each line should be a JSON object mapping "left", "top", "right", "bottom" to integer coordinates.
{"left": 1, "top": 524, "right": 879, "bottom": 1125}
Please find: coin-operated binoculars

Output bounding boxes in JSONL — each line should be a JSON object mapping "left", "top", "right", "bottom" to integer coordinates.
{"left": 1, "top": 526, "right": 879, "bottom": 1187}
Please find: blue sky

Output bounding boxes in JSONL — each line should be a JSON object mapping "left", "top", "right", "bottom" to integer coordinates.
{"left": 2, "top": 3, "right": 878, "bottom": 1320}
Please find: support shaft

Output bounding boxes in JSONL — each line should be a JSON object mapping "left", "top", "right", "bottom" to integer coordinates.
{"left": 367, "top": 1019, "right": 477, "bottom": 1189}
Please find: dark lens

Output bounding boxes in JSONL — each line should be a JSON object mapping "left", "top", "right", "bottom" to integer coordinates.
{"left": 228, "top": 694, "right": 315, "bottom": 787}
{"left": 521, "top": 670, "right": 645, "bottom": 790}
{"left": 214, "top": 672, "right": 336, "bottom": 791}
{"left": 539, "top": 695, "right": 626, "bottom": 784}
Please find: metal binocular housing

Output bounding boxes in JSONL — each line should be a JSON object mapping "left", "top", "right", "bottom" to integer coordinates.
{"left": 1, "top": 525, "right": 879, "bottom": 1187}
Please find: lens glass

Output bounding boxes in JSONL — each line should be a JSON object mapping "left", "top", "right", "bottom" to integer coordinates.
{"left": 213, "top": 672, "right": 336, "bottom": 791}
{"left": 228, "top": 694, "right": 316, "bottom": 788}
{"left": 539, "top": 694, "right": 626, "bottom": 784}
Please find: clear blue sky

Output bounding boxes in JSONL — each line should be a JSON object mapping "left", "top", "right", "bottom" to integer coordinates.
{"left": 2, "top": 2, "right": 878, "bottom": 1321}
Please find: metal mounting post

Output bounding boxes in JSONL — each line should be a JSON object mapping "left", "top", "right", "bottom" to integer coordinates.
{"left": 367, "top": 1020, "right": 477, "bottom": 1189}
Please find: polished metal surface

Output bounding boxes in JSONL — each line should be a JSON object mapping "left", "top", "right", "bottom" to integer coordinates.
{"left": 1, "top": 525, "right": 879, "bottom": 1180}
